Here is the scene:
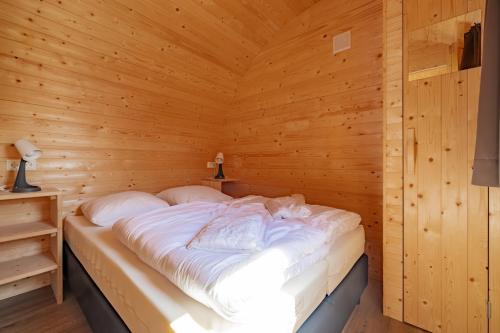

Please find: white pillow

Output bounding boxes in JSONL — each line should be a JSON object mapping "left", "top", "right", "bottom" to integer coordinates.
{"left": 156, "top": 185, "right": 232, "bottom": 205}
{"left": 304, "top": 205, "right": 362, "bottom": 243}
{"left": 81, "top": 191, "right": 169, "bottom": 226}
{"left": 265, "top": 194, "right": 311, "bottom": 219}
{"left": 188, "top": 203, "right": 270, "bottom": 251}
{"left": 228, "top": 195, "right": 268, "bottom": 207}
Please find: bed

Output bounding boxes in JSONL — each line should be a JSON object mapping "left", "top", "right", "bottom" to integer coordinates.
{"left": 63, "top": 213, "right": 367, "bottom": 333}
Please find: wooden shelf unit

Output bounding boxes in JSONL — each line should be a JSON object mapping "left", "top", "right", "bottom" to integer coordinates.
{"left": 0, "top": 188, "right": 63, "bottom": 304}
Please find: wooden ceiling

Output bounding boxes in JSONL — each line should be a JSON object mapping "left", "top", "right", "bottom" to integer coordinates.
{"left": 115, "top": 0, "right": 322, "bottom": 76}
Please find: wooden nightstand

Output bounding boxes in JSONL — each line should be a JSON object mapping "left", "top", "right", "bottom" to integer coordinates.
{"left": 0, "top": 188, "right": 63, "bottom": 304}
{"left": 201, "top": 178, "right": 239, "bottom": 193}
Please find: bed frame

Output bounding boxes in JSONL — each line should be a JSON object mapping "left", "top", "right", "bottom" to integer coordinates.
{"left": 64, "top": 242, "right": 368, "bottom": 333}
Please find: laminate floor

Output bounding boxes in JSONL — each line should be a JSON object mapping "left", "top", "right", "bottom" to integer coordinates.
{"left": 342, "top": 280, "right": 427, "bottom": 333}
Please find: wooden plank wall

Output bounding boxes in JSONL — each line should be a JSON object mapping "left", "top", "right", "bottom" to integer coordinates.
{"left": 382, "top": 0, "right": 403, "bottom": 320}
{"left": 0, "top": 0, "right": 224, "bottom": 215}
{"left": 0, "top": 0, "right": 321, "bottom": 215}
{"left": 224, "top": 0, "right": 383, "bottom": 279}
{"left": 491, "top": 188, "right": 500, "bottom": 333}
{"left": 405, "top": 0, "right": 483, "bottom": 31}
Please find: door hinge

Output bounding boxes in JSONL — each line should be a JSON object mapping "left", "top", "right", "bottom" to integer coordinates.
{"left": 487, "top": 300, "right": 492, "bottom": 320}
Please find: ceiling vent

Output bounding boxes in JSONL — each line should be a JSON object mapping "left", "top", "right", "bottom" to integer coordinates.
{"left": 333, "top": 31, "right": 351, "bottom": 55}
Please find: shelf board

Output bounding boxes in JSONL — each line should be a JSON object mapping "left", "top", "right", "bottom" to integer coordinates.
{"left": 0, "top": 188, "right": 61, "bottom": 201}
{"left": 202, "top": 178, "right": 239, "bottom": 183}
{"left": 408, "top": 64, "right": 451, "bottom": 82}
{"left": 0, "top": 221, "right": 57, "bottom": 243}
{"left": 0, "top": 253, "right": 57, "bottom": 285}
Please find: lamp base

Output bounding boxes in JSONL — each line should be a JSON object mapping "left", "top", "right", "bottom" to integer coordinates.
{"left": 214, "top": 163, "right": 225, "bottom": 179}
{"left": 11, "top": 159, "right": 41, "bottom": 193}
{"left": 12, "top": 184, "right": 41, "bottom": 193}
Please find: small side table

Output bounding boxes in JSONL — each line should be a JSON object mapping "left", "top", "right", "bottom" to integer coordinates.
{"left": 201, "top": 178, "right": 239, "bottom": 193}
{"left": 0, "top": 188, "right": 63, "bottom": 304}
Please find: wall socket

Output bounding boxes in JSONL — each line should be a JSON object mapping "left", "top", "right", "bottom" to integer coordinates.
{"left": 6, "top": 159, "right": 37, "bottom": 171}
{"left": 207, "top": 161, "right": 216, "bottom": 169}
{"left": 333, "top": 30, "right": 351, "bottom": 54}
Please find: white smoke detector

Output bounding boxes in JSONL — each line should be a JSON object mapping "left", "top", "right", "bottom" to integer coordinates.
{"left": 333, "top": 31, "right": 351, "bottom": 55}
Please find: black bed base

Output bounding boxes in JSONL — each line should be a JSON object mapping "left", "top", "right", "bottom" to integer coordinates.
{"left": 64, "top": 243, "right": 129, "bottom": 333}
{"left": 297, "top": 254, "right": 368, "bottom": 333}
{"left": 64, "top": 242, "right": 368, "bottom": 333}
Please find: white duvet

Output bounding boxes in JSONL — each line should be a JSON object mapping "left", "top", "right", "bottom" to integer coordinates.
{"left": 188, "top": 203, "right": 270, "bottom": 251}
{"left": 112, "top": 199, "right": 360, "bottom": 324}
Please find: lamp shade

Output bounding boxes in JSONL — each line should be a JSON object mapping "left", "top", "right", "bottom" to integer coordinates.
{"left": 215, "top": 152, "right": 224, "bottom": 164}
{"left": 14, "top": 139, "right": 42, "bottom": 162}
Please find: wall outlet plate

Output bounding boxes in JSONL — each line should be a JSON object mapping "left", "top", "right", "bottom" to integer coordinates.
{"left": 333, "top": 30, "right": 351, "bottom": 54}
{"left": 207, "top": 161, "right": 216, "bottom": 169}
{"left": 6, "top": 159, "right": 37, "bottom": 171}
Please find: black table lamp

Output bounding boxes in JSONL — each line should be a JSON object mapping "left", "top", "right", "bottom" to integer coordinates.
{"left": 12, "top": 139, "right": 42, "bottom": 193}
{"left": 214, "top": 152, "right": 225, "bottom": 179}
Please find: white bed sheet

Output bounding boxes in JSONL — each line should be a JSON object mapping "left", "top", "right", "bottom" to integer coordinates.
{"left": 64, "top": 216, "right": 364, "bottom": 333}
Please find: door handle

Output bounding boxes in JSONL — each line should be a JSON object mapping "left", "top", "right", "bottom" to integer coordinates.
{"left": 407, "top": 128, "right": 416, "bottom": 175}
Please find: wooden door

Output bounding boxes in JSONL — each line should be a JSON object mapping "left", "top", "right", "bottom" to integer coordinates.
{"left": 403, "top": 68, "right": 489, "bottom": 332}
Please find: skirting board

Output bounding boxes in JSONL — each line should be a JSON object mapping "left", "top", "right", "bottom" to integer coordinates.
{"left": 64, "top": 242, "right": 368, "bottom": 333}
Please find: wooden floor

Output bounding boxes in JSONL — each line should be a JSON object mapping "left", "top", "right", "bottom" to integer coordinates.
{"left": 0, "top": 280, "right": 425, "bottom": 333}
{"left": 342, "top": 281, "right": 427, "bottom": 333}
{"left": 0, "top": 286, "right": 91, "bottom": 333}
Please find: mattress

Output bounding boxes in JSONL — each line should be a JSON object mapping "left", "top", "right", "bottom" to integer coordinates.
{"left": 326, "top": 226, "right": 365, "bottom": 293}
{"left": 64, "top": 216, "right": 364, "bottom": 333}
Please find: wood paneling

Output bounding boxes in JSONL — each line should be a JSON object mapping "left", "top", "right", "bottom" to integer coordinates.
{"left": 383, "top": 0, "right": 404, "bottom": 320}
{"left": 403, "top": 79, "right": 419, "bottom": 325}
{"left": 441, "top": 71, "right": 468, "bottom": 332}
{"left": 384, "top": 0, "right": 489, "bottom": 330}
{"left": 224, "top": 0, "right": 383, "bottom": 279}
{"left": 407, "top": 10, "right": 482, "bottom": 81}
{"left": 490, "top": 188, "right": 500, "bottom": 333}
{"left": 467, "top": 68, "right": 488, "bottom": 333}
{"left": 415, "top": 75, "right": 443, "bottom": 332}
{"left": 406, "top": 0, "right": 483, "bottom": 31}
{"left": 0, "top": 0, "right": 319, "bottom": 215}
{"left": 402, "top": 69, "right": 488, "bottom": 333}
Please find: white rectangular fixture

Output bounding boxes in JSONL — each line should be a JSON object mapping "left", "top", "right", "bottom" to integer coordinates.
{"left": 333, "top": 31, "right": 351, "bottom": 54}
{"left": 207, "top": 161, "right": 216, "bottom": 169}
